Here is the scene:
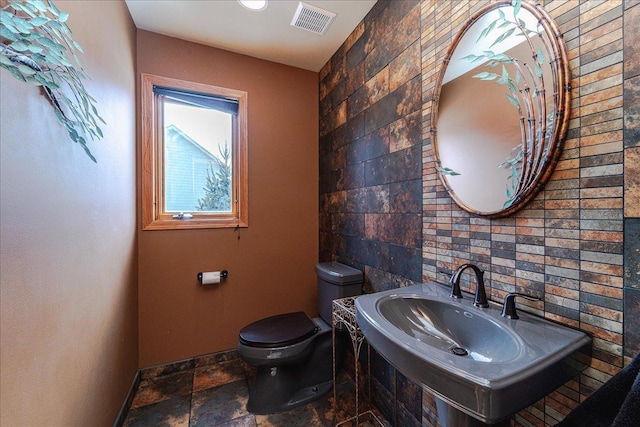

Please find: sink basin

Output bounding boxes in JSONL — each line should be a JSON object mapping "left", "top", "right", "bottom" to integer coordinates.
{"left": 355, "top": 283, "right": 591, "bottom": 424}
{"left": 378, "top": 296, "right": 521, "bottom": 363}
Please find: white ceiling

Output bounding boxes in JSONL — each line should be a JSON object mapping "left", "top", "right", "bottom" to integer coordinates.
{"left": 124, "top": 0, "right": 377, "bottom": 72}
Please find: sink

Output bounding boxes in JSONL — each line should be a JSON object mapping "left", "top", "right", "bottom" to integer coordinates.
{"left": 355, "top": 283, "right": 591, "bottom": 425}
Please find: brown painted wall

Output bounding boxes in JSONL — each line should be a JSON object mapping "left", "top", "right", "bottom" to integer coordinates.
{"left": 136, "top": 31, "right": 319, "bottom": 367}
{"left": 0, "top": 1, "right": 138, "bottom": 426}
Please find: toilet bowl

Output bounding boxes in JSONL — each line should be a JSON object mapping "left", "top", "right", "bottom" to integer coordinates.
{"left": 237, "top": 262, "right": 363, "bottom": 414}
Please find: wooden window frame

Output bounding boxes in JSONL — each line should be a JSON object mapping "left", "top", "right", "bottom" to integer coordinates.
{"left": 141, "top": 73, "right": 248, "bottom": 230}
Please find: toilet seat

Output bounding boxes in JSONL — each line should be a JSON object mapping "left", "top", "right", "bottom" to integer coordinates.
{"left": 239, "top": 311, "right": 319, "bottom": 348}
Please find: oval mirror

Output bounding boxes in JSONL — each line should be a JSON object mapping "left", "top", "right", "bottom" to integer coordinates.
{"left": 432, "top": 1, "right": 570, "bottom": 217}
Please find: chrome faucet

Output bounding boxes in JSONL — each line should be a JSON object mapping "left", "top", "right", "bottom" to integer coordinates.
{"left": 449, "top": 263, "right": 489, "bottom": 308}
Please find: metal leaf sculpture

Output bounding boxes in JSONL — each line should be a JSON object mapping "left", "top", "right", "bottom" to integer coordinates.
{"left": 1, "top": 0, "right": 104, "bottom": 162}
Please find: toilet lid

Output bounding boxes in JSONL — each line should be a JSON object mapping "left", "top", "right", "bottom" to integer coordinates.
{"left": 239, "top": 311, "right": 319, "bottom": 348}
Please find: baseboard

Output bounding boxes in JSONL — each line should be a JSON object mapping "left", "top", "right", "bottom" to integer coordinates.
{"left": 113, "top": 369, "right": 141, "bottom": 427}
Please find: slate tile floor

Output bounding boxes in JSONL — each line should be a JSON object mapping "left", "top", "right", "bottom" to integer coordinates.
{"left": 122, "top": 352, "right": 388, "bottom": 427}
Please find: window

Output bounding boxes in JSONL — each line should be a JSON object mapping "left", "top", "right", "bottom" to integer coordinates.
{"left": 141, "top": 73, "right": 248, "bottom": 230}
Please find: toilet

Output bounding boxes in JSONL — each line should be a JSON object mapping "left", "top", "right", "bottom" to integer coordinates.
{"left": 237, "top": 261, "right": 363, "bottom": 414}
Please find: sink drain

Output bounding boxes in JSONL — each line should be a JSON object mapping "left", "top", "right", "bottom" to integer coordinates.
{"left": 450, "top": 346, "right": 468, "bottom": 356}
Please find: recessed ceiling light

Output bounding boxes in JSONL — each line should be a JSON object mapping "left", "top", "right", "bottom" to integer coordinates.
{"left": 238, "top": 0, "right": 268, "bottom": 11}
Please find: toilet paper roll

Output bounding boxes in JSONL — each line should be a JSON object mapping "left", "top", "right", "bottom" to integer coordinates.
{"left": 200, "top": 271, "right": 221, "bottom": 285}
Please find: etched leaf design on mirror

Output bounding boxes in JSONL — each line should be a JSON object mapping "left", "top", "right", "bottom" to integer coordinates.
{"left": 463, "top": 0, "right": 557, "bottom": 207}
{"left": 436, "top": 166, "right": 461, "bottom": 176}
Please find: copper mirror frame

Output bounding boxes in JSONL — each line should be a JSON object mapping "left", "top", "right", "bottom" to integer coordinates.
{"left": 431, "top": 1, "right": 571, "bottom": 217}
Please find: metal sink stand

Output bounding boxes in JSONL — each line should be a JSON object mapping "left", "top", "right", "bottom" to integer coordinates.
{"left": 332, "top": 297, "right": 384, "bottom": 426}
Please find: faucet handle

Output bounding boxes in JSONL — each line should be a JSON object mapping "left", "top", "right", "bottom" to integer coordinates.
{"left": 501, "top": 292, "right": 541, "bottom": 319}
{"left": 438, "top": 269, "right": 453, "bottom": 281}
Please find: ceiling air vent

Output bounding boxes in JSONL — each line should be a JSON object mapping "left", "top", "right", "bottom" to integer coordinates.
{"left": 290, "top": 2, "right": 336, "bottom": 35}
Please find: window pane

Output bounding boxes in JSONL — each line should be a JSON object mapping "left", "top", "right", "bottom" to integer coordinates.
{"left": 163, "top": 99, "right": 233, "bottom": 213}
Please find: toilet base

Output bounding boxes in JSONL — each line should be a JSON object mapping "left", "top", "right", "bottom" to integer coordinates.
{"left": 287, "top": 380, "right": 333, "bottom": 408}
{"left": 247, "top": 370, "right": 333, "bottom": 415}
{"left": 245, "top": 329, "right": 346, "bottom": 414}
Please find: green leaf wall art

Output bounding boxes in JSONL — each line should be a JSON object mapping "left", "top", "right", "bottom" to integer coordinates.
{"left": 1, "top": 0, "right": 104, "bottom": 162}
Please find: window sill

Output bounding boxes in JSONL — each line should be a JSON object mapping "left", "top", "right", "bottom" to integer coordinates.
{"left": 142, "top": 217, "right": 248, "bottom": 231}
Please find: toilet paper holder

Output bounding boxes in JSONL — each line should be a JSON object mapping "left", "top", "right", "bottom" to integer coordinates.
{"left": 197, "top": 270, "right": 228, "bottom": 285}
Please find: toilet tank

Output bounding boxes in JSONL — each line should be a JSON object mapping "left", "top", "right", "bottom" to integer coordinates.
{"left": 315, "top": 262, "right": 363, "bottom": 325}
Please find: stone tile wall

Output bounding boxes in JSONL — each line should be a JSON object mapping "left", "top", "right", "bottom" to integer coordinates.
{"left": 319, "top": 0, "right": 424, "bottom": 291}
{"left": 319, "top": 1, "right": 424, "bottom": 425}
{"left": 319, "top": 0, "right": 639, "bottom": 426}
{"left": 623, "top": 0, "right": 640, "bottom": 374}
